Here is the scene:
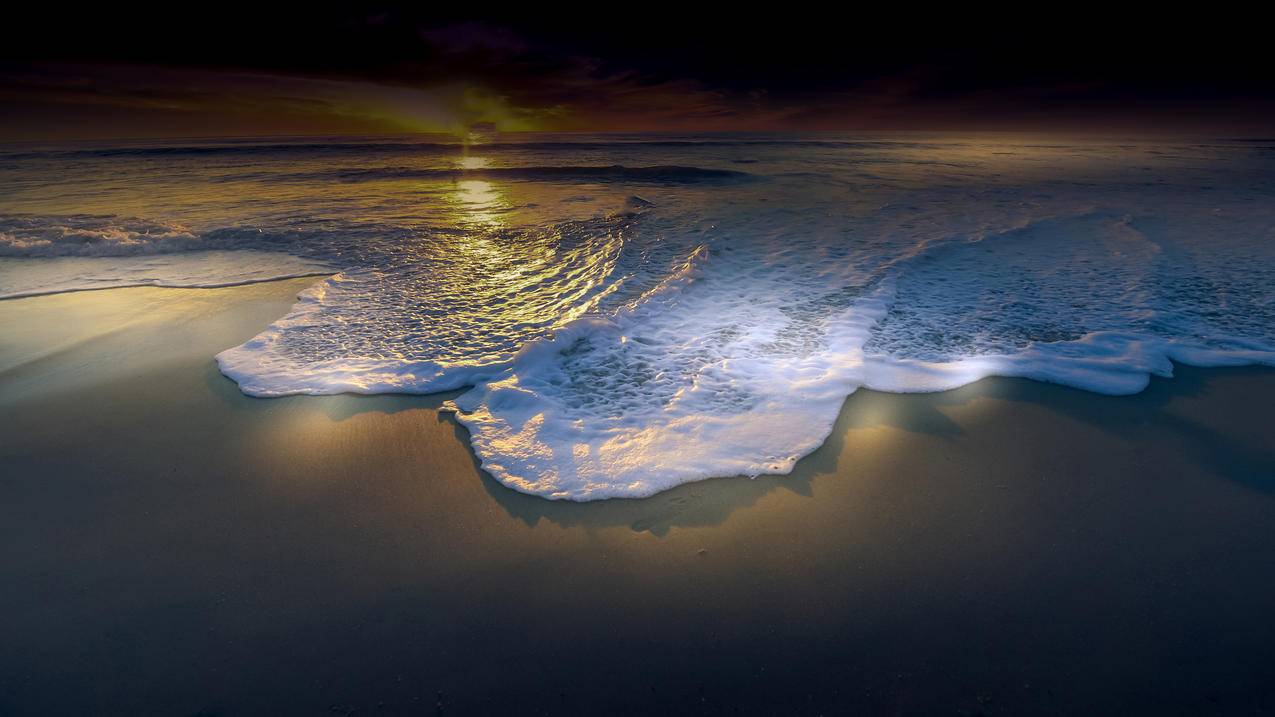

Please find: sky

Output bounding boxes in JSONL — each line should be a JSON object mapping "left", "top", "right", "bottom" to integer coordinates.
{"left": 3, "top": 8, "right": 1272, "bottom": 140}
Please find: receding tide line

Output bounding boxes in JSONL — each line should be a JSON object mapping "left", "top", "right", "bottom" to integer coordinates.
{"left": 0, "top": 271, "right": 335, "bottom": 301}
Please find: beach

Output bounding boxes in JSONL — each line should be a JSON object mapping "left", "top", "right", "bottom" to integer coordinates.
{"left": 2, "top": 280, "right": 1274, "bottom": 715}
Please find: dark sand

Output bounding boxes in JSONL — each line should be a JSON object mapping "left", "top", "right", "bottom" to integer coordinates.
{"left": 2, "top": 280, "right": 1274, "bottom": 715}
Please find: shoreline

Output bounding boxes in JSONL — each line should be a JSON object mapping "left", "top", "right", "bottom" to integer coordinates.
{"left": 3, "top": 280, "right": 1275, "bottom": 714}
{"left": 5, "top": 277, "right": 1275, "bottom": 513}
{"left": 0, "top": 271, "right": 334, "bottom": 302}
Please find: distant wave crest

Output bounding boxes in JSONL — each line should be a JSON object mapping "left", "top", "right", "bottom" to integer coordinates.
{"left": 237, "top": 164, "right": 755, "bottom": 185}
{"left": 0, "top": 214, "right": 199, "bottom": 257}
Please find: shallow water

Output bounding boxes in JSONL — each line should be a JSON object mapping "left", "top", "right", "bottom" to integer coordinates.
{"left": 3, "top": 132, "right": 1273, "bottom": 498}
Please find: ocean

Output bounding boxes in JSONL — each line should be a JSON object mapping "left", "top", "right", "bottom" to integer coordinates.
{"left": 3, "top": 133, "right": 1273, "bottom": 499}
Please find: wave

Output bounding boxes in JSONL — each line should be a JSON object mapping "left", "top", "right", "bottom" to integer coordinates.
{"left": 219, "top": 205, "right": 1275, "bottom": 500}
{"left": 0, "top": 213, "right": 416, "bottom": 261}
{"left": 457, "top": 210, "right": 1275, "bottom": 499}
{"left": 0, "top": 214, "right": 200, "bottom": 257}
{"left": 236, "top": 164, "right": 756, "bottom": 185}
{"left": 216, "top": 212, "right": 648, "bottom": 396}
{"left": 0, "top": 215, "right": 341, "bottom": 298}
{"left": 8, "top": 134, "right": 1275, "bottom": 501}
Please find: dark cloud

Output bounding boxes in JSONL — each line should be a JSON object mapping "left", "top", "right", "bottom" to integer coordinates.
{"left": 2, "top": 7, "right": 1272, "bottom": 139}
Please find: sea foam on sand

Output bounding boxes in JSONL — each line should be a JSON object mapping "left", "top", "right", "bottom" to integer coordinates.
{"left": 5, "top": 135, "right": 1274, "bottom": 499}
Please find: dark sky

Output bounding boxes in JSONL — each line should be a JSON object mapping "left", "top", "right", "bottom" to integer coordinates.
{"left": 3, "top": 7, "right": 1272, "bottom": 140}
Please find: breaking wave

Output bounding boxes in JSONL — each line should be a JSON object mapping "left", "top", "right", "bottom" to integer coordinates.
{"left": 4, "top": 133, "right": 1274, "bottom": 499}
{"left": 0, "top": 214, "right": 200, "bottom": 257}
{"left": 227, "top": 164, "right": 755, "bottom": 185}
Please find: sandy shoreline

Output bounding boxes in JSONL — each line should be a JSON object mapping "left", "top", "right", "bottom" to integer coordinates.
{"left": 2, "top": 279, "right": 1274, "bottom": 715}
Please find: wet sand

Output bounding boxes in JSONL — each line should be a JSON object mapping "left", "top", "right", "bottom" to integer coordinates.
{"left": 2, "top": 280, "right": 1274, "bottom": 715}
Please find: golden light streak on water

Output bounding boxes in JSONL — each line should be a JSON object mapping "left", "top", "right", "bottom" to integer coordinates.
{"left": 450, "top": 176, "right": 507, "bottom": 229}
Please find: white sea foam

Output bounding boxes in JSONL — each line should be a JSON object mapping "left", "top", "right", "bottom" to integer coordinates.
{"left": 5, "top": 135, "right": 1275, "bottom": 499}
{"left": 443, "top": 209, "right": 1275, "bottom": 499}
{"left": 0, "top": 215, "right": 199, "bottom": 257}
{"left": 215, "top": 213, "right": 640, "bottom": 395}
{"left": 449, "top": 254, "right": 893, "bottom": 499}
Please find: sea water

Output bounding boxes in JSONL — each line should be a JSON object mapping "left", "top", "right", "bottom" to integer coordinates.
{"left": 3, "top": 133, "right": 1273, "bottom": 498}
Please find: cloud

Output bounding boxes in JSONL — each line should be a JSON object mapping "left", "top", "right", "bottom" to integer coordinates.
{"left": 0, "top": 63, "right": 567, "bottom": 138}
{"left": 420, "top": 22, "right": 528, "bottom": 56}
{"left": 2, "top": 15, "right": 1273, "bottom": 139}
